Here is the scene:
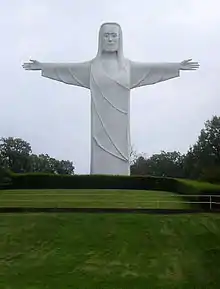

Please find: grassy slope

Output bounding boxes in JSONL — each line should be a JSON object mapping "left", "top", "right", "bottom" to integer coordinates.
{"left": 0, "top": 189, "right": 191, "bottom": 209}
{"left": 0, "top": 213, "right": 220, "bottom": 289}
{"left": 179, "top": 179, "right": 220, "bottom": 193}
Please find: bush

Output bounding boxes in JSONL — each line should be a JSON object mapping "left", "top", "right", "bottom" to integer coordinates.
{"left": 200, "top": 166, "right": 220, "bottom": 184}
{"left": 8, "top": 173, "right": 188, "bottom": 192}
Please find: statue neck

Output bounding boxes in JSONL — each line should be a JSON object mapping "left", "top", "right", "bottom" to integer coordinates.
{"left": 97, "top": 51, "right": 125, "bottom": 73}
{"left": 101, "top": 51, "right": 118, "bottom": 61}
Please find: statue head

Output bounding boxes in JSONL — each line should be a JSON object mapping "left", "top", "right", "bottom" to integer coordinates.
{"left": 101, "top": 23, "right": 120, "bottom": 52}
{"left": 97, "top": 22, "right": 124, "bottom": 57}
{"left": 93, "top": 22, "right": 129, "bottom": 86}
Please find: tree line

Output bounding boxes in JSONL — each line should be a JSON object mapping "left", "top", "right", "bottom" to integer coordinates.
{"left": 0, "top": 115, "right": 219, "bottom": 182}
{"left": 0, "top": 137, "right": 74, "bottom": 175}
{"left": 131, "top": 115, "right": 220, "bottom": 183}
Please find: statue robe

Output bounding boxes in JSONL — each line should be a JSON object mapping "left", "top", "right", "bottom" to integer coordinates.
{"left": 41, "top": 60, "right": 179, "bottom": 175}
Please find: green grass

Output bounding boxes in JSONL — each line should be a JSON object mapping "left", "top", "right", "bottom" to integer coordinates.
{"left": 0, "top": 189, "right": 191, "bottom": 209}
{"left": 0, "top": 213, "right": 220, "bottom": 288}
{"left": 178, "top": 179, "right": 220, "bottom": 203}
{"left": 179, "top": 179, "right": 220, "bottom": 192}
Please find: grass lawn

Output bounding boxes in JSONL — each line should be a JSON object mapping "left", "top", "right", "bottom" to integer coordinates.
{"left": 179, "top": 179, "right": 220, "bottom": 193}
{"left": 0, "top": 189, "right": 192, "bottom": 209}
{"left": 0, "top": 213, "right": 220, "bottom": 288}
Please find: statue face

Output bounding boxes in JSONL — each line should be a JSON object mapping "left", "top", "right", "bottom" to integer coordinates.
{"left": 102, "top": 24, "right": 120, "bottom": 52}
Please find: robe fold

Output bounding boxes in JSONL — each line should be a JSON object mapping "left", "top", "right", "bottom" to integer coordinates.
{"left": 130, "top": 61, "right": 180, "bottom": 88}
{"left": 41, "top": 62, "right": 91, "bottom": 89}
{"left": 41, "top": 60, "right": 180, "bottom": 175}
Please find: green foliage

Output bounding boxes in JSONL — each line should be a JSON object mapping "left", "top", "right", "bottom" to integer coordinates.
{"left": 200, "top": 166, "right": 220, "bottom": 184}
{"left": 0, "top": 167, "right": 12, "bottom": 189}
{"left": 8, "top": 173, "right": 218, "bottom": 194}
{"left": 0, "top": 137, "right": 32, "bottom": 173}
{"left": 131, "top": 151, "right": 185, "bottom": 178}
{"left": 0, "top": 137, "right": 75, "bottom": 175}
{"left": 184, "top": 116, "right": 220, "bottom": 179}
{"left": 30, "top": 154, "right": 74, "bottom": 174}
{"left": 9, "top": 173, "right": 184, "bottom": 192}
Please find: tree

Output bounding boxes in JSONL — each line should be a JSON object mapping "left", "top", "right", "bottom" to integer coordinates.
{"left": 55, "top": 160, "right": 75, "bottom": 175}
{"left": 130, "top": 145, "right": 140, "bottom": 165}
{"left": 0, "top": 137, "right": 32, "bottom": 173}
{"left": 31, "top": 154, "right": 55, "bottom": 173}
{"left": 131, "top": 156, "right": 148, "bottom": 175}
{"left": 0, "top": 137, "right": 75, "bottom": 175}
{"left": 131, "top": 151, "right": 185, "bottom": 177}
{"left": 30, "top": 154, "right": 74, "bottom": 175}
{"left": 184, "top": 115, "right": 220, "bottom": 180}
{"left": 147, "top": 151, "right": 185, "bottom": 177}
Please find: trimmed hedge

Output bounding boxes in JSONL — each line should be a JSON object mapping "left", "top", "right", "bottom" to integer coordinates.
{"left": 7, "top": 173, "right": 192, "bottom": 193}
{"left": 200, "top": 166, "right": 220, "bottom": 184}
{"left": 0, "top": 168, "right": 12, "bottom": 189}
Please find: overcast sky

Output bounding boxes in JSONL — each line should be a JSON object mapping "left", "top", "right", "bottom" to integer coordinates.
{"left": 0, "top": 0, "right": 220, "bottom": 173}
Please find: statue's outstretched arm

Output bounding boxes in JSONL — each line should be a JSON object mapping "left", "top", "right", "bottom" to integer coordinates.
{"left": 22, "top": 59, "right": 91, "bottom": 89}
{"left": 130, "top": 59, "right": 199, "bottom": 89}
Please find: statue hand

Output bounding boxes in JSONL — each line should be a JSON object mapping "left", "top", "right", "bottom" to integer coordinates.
{"left": 180, "top": 59, "right": 199, "bottom": 71}
{"left": 22, "top": 59, "right": 42, "bottom": 70}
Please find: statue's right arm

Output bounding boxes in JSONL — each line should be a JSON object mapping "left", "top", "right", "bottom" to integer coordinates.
{"left": 22, "top": 59, "right": 91, "bottom": 89}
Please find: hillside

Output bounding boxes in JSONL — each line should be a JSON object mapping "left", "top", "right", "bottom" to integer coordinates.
{"left": 0, "top": 213, "right": 220, "bottom": 288}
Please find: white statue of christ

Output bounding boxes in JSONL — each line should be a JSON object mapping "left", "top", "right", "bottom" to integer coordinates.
{"left": 23, "top": 22, "right": 199, "bottom": 176}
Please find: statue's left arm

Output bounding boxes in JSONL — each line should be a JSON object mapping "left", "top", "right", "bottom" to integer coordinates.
{"left": 130, "top": 59, "right": 199, "bottom": 89}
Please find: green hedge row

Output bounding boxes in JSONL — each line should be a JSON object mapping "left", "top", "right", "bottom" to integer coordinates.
{"left": 0, "top": 168, "right": 12, "bottom": 189}
{"left": 6, "top": 173, "right": 192, "bottom": 193}
{"left": 200, "top": 166, "right": 220, "bottom": 184}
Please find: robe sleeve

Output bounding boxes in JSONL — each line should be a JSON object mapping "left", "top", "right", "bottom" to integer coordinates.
{"left": 130, "top": 61, "right": 180, "bottom": 89}
{"left": 41, "top": 61, "right": 91, "bottom": 89}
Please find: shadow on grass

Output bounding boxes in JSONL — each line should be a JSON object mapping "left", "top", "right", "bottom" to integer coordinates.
{"left": 0, "top": 207, "right": 219, "bottom": 214}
